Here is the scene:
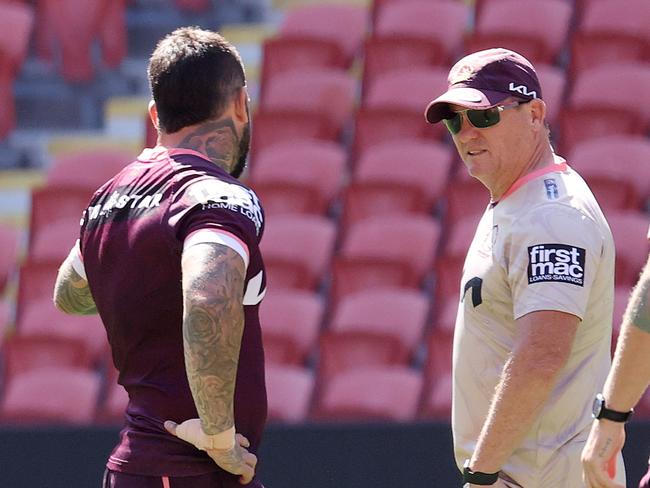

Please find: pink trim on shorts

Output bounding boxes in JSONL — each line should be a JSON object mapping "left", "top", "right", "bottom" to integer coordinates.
{"left": 499, "top": 161, "right": 569, "bottom": 202}
{"left": 161, "top": 476, "right": 170, "bottom": 488}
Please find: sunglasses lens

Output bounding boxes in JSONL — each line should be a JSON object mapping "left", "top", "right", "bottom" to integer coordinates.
{"left": 443, "top": 113, "right": 462, "bottom": 134}
{"left": 467, "top": 107, "right": 500, "bottom": 128}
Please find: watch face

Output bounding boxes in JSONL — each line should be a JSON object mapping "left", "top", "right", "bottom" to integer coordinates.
{"left": 592, "top": 394, "right": 605, "bottom": 419}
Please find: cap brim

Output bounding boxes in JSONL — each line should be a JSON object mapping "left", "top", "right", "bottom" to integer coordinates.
{"left": 424, "top": 87, "right": 511, "bottom": 124}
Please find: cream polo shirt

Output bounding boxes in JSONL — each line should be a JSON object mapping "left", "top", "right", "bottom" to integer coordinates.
{"left": 452, "top": 156, "right": 616, "bottom": 487}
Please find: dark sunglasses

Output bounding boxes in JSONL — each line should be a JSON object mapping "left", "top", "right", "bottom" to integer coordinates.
{"left": 443, "top": 101, "right": 524, "bottom": 135}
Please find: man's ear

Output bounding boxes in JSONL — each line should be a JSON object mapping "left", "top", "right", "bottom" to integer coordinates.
{"left": 233, "top": 87, "right": 249, "bottom": 124}
{"left": 529, "top": 98, "right": 547, "bottom": 130}
{"left": 148, "top": 100, "right": 160, "bottom": 130}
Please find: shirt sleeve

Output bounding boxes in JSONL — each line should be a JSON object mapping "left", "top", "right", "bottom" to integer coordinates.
{"left": 505, "top": 203, "right": 605, "bottom": 320}
{"left": 167, "top": 176, "right": 264, "bottom": 264}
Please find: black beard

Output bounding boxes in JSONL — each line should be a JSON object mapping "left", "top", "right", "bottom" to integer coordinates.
{"left": 230, "top": 121, "right": 250, "bottom": 179}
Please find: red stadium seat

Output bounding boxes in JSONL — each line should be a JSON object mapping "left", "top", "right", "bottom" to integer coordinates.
{"left": 249, "top": 140, "right": 346, "bottom": 216}
{"left": 0, "top": 1, "right": 33, "bottom": 138}
{"left": 16, "top": 261, "right": 108, "bottom": 362}
{"left": 374, "top": 1, "right": 469, "bottom": 64}
{"left": 355, "top": 67, "right": 447, "bottom": 158}
{"left": 441, "top": 214, "right": 481, "bottom": 261}
{"left": 0, "top": 366, "right": 101, "bottom": 424}
{"left": 352, "top": 107, "right": 441, "bottom": 160}
{"left": 39, "top": 0, "right": 107, "bottom": 82}
{"left": 568, "top": 136, "right": 650, "bottom": 211}
{"left": 328, "top": 288, "right": 430, "bottom": 355}
{"left": 28, "top": 187, "right": 91, "bottom": 262}
{"left": 1, "top": 335, "right": 92, "bottom": 384}
{"left": 570, "top": 0, "right": 650, "bottom": 78}
{"left": 434, "top": 256, "right": 464, "bottom": 307}
{"left": 251, "top": 110, "right": 340, "bottom": 157}
{"left": 467, "top": 0, "right": 572, "bottom": 64}
{"left": 99, "top": 0, "right": 127, "bottom": 69}
{"left": 17, "top": 298, "right": 109, "bottom": 363}
{"left": 28, "top": 218, "right": 79, "bottom": 262}
{"left": 261, "top": 69, "right": 356, "bottom": 138}
{"left": 259, "top": 289, "right": 324, "bottom": 365}
{"left": 560, "top": 64, "right": 650, "bottom": 153}
{"left": 312, "top": 366, "right": 423, "bottom": 421}
{"left": 266, "top": 364, "right": 315, "bottom": 423}
{"left": 260, "top": 215, "right": 337, "bottom": 291}
{"left": 341, "top": 182, "right": 430, "bottom": 232}
{"left": 0, "top": 224, "right": 19, "bottom": 293}
{"left": 535, "top": 64, "right": 566, "bottom": 126}
{"left": 279, "top": 5, "right": 368, "bottom": 65}
{"left": 362, "top": 36, "right": 448, "bottom": 93}
{"left": 352, "top": 140, "right": 453, "bottom": 207}
{"left": 419, "top": 371, "right": 452, "bottom": 420}
{"left": 444, "top": 175, "right": 489, "bottom": 225}
{"left": 431, "top": 300, "right": 459, "bottom": 337}
{"left": 342, "top": 140, "right": 452, "bottom": 228}
{"left": 419, "top": 331, "right": 453, "bottom": 419}
{"left": 46, "top": 150, "right": 132, "bottom": 189}
{"left": 332, "top": 215, "right": 441, "bottom": 301}
{"left": 363, "top": 67, "right": 448, "bottom": 112}
{"left": 608, "top": 211, "right": 650, "bottom": 287}
{"left": 260, "top": 37, "right": 347, "bottom": 99}
{"left": 317, "top": 330, "right": 408, "bottom": 384}
{"left": 15, "top": 261, "right": 59, "bottom": 320}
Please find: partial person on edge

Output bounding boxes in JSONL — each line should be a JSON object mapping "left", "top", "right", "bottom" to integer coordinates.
{"left": 582, "top": 228, "right": 650, "bottom": 488}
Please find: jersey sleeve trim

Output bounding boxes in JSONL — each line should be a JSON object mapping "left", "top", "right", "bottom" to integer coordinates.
{"left": 183, "top": 228, "right": 250, "bottom": 269}
{"left": 71, "top": 239, "right": 87, "bottom": 280}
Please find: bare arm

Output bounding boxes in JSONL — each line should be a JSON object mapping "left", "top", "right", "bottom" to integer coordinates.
{"left": 582, "top": 254, "right": 650, "bottom": 488}
{"left": 469, "top": 310, "right": 579, "bottom": 474}
{"left": 53, "top": 244, "right": 97, "bottom": 315}
{"left": 604, "top": 254, "right": 650, "bottom": 411}
{"left": 181, "top": 241, "right": 246, "bottom": 434}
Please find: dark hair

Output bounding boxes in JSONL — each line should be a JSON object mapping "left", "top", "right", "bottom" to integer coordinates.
{"left": 148, "top": 27, "right": 246, "bottom": 134}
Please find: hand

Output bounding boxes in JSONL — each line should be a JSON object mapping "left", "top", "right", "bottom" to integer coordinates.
{"left": 165, "top": 419, "right": 258, "bottom": 485}
{"left": 581, "top": 419, "right": 626, "bottom": 488}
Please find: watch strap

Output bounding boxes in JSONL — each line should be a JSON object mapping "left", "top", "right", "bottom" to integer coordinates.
{"left": 598, "top": 405, "right": 633, "bottom": 423}
{"left": 462, "top": 460, "right": 499, "bottom": 485}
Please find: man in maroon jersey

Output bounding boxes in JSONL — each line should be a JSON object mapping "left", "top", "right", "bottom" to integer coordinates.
{"left": 53, "top": 27, "right": 266, "bottom": 488}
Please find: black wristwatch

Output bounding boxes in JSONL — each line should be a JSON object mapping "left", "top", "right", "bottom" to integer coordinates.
{"left": 462, "top": 459, "right": 499, "bottom": 485}
{"left": 592, "top": 393, "right": 634, "bottom": 423}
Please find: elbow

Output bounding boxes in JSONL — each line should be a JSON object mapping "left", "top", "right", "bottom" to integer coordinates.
{"left": 53, "top": 294, "right": 73, "bottom": 315}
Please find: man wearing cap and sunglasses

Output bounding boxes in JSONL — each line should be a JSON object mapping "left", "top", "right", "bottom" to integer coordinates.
{"left": 425, "top": 48, "right": 623, "bottom": 487}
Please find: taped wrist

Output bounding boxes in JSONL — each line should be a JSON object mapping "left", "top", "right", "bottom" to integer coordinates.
{"left": 175, "top": 419, "right": 236, "bottom": 451}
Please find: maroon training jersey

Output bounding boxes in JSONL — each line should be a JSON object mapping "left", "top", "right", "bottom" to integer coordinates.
{"left": 79, "top": 147, "right": 267, "bottom": 482}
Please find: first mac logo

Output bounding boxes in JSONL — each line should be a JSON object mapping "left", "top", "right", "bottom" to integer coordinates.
{"left": 527, "top": 244, "right": 586, "bottom": 287}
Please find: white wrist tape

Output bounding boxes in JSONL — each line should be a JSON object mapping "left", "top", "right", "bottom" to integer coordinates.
{"left": 175, "top": 419, "right": 236, "bottom": 451}
{"left": 70, "top": 240, "right": 87, "bottom": 280}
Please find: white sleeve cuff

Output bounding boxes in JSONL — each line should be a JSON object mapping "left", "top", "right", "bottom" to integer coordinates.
{"left": 183, "top": 229, "right": 250, "bottom": 270}
{"left": 70, "top": 239, "right": 87, "bottom": 280}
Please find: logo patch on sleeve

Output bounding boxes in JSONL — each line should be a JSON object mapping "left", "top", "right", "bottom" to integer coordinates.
{"left": 527, "top": 244, "right": 586, "bottom": 286}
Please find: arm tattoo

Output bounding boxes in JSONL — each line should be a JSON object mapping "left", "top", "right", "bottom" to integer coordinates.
{"left": 182, "top": 242, "right": 246, "bottom": 434}
{"left": 178, "top": 119, "right": 238, "bottom": 174}
{"left": 624, "top": 256, "right": 650, "bottom": 333}
{"left": 53, "top": 261, "right": 97, "bottom": 315}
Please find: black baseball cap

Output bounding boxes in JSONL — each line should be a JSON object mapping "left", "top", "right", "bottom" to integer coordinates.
{"left": 424, "top": 48, "right": 543, "bottom": 124}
